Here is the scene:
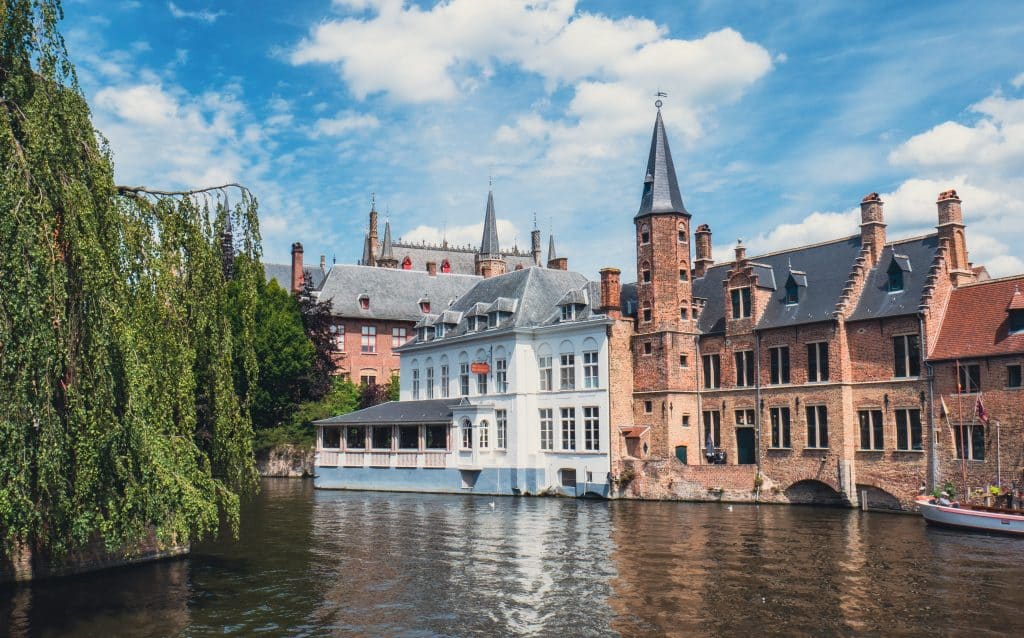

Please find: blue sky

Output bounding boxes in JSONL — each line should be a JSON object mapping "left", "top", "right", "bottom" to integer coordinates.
{"left": 63, "top": 1, "right": 1024, "bottom": 278}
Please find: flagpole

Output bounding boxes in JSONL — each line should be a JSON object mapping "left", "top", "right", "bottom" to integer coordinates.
{"left": 996, "top": 419, "right": 1001, "bottom": 488}
{"left": 956, "top": 360, "right": 968, "bottom": 502}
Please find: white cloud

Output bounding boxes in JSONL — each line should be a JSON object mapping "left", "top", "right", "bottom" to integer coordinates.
{"left": 167, "top": 2, "right": 225, "bottom": 24}
{"left": 1012, "top": 72, "right": 1024, "bottom": 89}
{"left": 313, "top": 111, "right": 381, "bottom": 137}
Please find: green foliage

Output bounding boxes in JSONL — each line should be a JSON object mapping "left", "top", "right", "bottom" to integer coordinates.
{"left": 253, "top": 377, "right": 360, "bottom": 451}
{"left": 387, "top": 374, "right": 400, "bottom": 402}
{"left": 249, "top": 278, "right": 315, "bottom": 430}
{"left": 932, "top": 481, "right": 957, "bottom": 499}
{"left": 297, "top": 277, "right": 338, "bottom": 401}
{"left": 0, "top": 0, "right": 259, "bottom": 556}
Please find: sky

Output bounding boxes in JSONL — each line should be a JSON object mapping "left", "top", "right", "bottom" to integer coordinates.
{"left": 62, "top": 0, "right": 1024, "bottom": 279}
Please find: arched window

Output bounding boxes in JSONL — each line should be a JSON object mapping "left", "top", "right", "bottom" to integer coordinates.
{"left": 678, "top": 261, "right": 689, "bottom": 282}
{"left": 461, "top": 419, "right": 473, "bottom": 449}
{"left": 678, "top": 222, "right": 688, "bottom": 243}
{"left": 640, "top": 223, "right": 650, "bottom": 244}
{"left": 642, "top": 303, "right": 652, "bottom": 323}
{"left": 641, "top": 260, "right": 651, "bottom": 284}
{"left": 478, "top": 419, "right": 490, "bottom": 448}
{"left": 441, "top": 259, "right": 451, "bottom": 273}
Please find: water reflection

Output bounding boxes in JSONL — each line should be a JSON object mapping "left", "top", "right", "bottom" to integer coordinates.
{"left": 3, "top": 481, "right": 1024, "bottom": 636}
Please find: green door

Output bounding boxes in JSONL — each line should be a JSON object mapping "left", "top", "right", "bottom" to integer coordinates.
{"left": 736, "top": 428, "right": 756, "bottom": 465}
{"left": 674, "top": 445, "right": 687, "bottom": 464}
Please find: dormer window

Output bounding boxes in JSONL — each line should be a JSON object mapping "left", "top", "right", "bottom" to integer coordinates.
{"left": 435, "top": 323, "right": 445, "bottom": 338}
{"left": 1010, "top": 310, "right": 1024, "bottom": 333}
{"left": 358, "top": 294, "right": 370, "bottom": 310}
{"left": 420, "top": 299, "right": 431, "bottom": 313}
{"left": 888, "top": 255, "right": 910, "bottom": 292}
{"left": 401, "top": 256, "right": 412, "bottom": 270}
{"left": 488, "top": 313, "right": 498, "bottom": 328}
{"left": 785, "top": 280, "right": 799, "bottom": 304}
{"left": 561, "top": 305, "right": 577, "bottom": 322}
{"left": 441, "top": 259, "right": 451, "bottom": 274}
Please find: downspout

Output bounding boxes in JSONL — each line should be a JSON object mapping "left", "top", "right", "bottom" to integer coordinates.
{"left": 695, "top": 334, "right": 703, "bottom": 465}
{"left": 754, "top": 330, "right": 763, "bottom": 471}
{"left": 921, "top": 312, "right": 938, "bottom": 490}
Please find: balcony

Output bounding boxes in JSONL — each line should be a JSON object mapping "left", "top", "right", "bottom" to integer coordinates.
{"left": 317, "top": 450, "right": 449, "bottom": 469}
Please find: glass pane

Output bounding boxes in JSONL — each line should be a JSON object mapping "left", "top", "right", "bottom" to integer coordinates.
{"left": 910, "top": 410, "right": 922, "bottom": 450}
{"left": 346, "top": 427, "right": 366, "bottom": 449}
{"left": 972, "top": 425, "right": 985, "bottom": 460}
{"left": 894, "top": 337, "right": 907, "bottom": 377}
{"left": 896, "top": 411, "right": 908, "bottom": 450}
{"left": 425, "top": 425, "right": 447, "bottom": 450}
{"left": 872, "top": 411, "right": 884, "bottom": 450}
{"left": 372, "top": 426, "right": 392, "bottom": 449}
{"left": 399, "top": 426, "right": 419, "bottom": 449}
{"left": 323, "top": 428, "right": 341, "bottom": 448}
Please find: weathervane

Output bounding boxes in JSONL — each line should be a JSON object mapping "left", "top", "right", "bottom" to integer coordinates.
{"left": 655, "top": 90, "right": 667, "bottom": 109}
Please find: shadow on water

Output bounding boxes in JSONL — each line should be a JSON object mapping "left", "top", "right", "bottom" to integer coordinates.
{"left": 4, "top": 480, "right": 1024, "bottom": 636}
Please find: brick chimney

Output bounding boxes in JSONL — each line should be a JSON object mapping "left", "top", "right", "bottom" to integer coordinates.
{"left": 426, "top": 261, "right": 437, "bottom": 276}
{"left": 599, "top": 267, "right": 622, "bottom": 319}
{"left": 694, "top": 224, "right": 713, "bottom": 278}
{"left": 290, "top": 242, "right": 304, "bottom": 293}
{"left": 937, "top": 189, "right": 971, "bottom": 283}
{"left": 548, "top": 257, "right": 568, "bottom": 271}
{"left": 734, "top": 239, "right": 746, "bottom": 264}
{"left": 531, "top": 228, "right": 542, "bottom": 266}
{"left": 859, "top": 192, "right": 886, "bottom": 265}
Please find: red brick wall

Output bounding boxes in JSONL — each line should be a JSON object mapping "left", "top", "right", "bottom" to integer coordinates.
{"left": 330, "top": 318, "right": 413, "bottom": 382}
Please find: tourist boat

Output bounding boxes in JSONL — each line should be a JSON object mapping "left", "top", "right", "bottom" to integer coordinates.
{"left": 915, "top": 496, "right": 1024, "bottom": 536}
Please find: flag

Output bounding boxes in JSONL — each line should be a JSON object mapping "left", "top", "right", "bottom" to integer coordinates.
{"left": 975, "top": 393, "right": 989, "bottom": 426}
{"left": 940, "top": 396, "right": 949, "bottom": 418}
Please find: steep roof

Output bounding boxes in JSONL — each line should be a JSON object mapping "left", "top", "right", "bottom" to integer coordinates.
{"left": 263, "top": 262, "right": 326, "bottom": 291}
{"left": 479, "top": 190, "right": 501, "bottom": 257}
{"left": 317, "top": 264, "right": 479, "bottom": 322}
{"left": 314, "top": 399, "right": 454, "bottom": 425}
{"left": 548, "top": 234, "right": 557, "bottom": 262}
{"left": 380, "top": 221, "right": 395, "bottom": 260}
{"left": 382, "top": 242, "right": 535, "bottom": 275}
{"left": 636, "top": 108, "right": 687, "bottom": 219}
{"left": 847, "top": 234, "right": 940, "bottom": 322}
{"left": 930, "top": 275, "right": 1024, "bottom": 361}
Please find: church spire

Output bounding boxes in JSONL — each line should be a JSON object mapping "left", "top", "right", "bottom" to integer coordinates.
{"left": 547, "top": 233, "right": 557, "bottom": 263}
{"left": 636, "top": 104, "right": 687, "bottom": 219}
{"left": 479, "top": 189, "right": 500, "bottom": 257}
{"left": 381, "top": 220, "right": 394, "bottom": 260}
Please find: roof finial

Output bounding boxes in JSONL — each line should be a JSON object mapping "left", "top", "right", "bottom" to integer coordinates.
{"left": 655, "top": 90, "right": 667, "bottom": 109}
{"left": 489, "top": 173, "right": 493, "bottom": 189}
{"left": 533, "top": 212, "right": 538, "bottom": 230}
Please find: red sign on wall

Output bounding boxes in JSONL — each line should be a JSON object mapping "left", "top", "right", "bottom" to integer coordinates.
{"left": 470, "top": 362, "right": 490, "bottom": 374}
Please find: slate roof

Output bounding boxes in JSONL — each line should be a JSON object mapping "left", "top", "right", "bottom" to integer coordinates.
{"left": 314, "top": 400, "right": 454, "bottom": 425}
{"left": 636, "top": 108, "right": 688, "bottom": 219}
{"left": 380, "top": 221, "right": 395, "bottom": 260}
{"left": 263, "top": 263, "right": 326, "bottom": 291}
{"left": 316, "top": 264, "right": 479, "bottom": 322}
{"left": 847, "top": 234, "right": 940, "bottom": 322}
{"left": 379, "top": 242, "right": 535, "bottom": 275}
{"left": 480, "top": 190, "right": 500, "bottom": 256}
{"left": 930, "top": 276, "right": 1024, "bottom": 361}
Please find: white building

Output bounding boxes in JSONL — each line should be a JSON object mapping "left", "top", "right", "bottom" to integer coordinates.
{"left": 314, "top": 267, "right": 613, "bottom": 496}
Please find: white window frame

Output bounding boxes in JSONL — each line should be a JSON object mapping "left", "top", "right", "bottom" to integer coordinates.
{"left": 440, "top": 364, "right": 450, "bottom": 398}
{"left": 459, "top": 362, "right": 470, "bottom": 396}
{"left": 496, "top": 410, "right": 507, "bottom": 449}
{"left": 360, "top": 325, "right": 376, "bottom": 353}
{"left": 479, "top": 419, "right": 490, "bottom": 449}
{"left": 540, "top": 408, "right": 554, "bottom": 450}
{"left": 539, "top": 355, "right": 553, "bottom": 392}
{"left": 806, "top": 405, "right": 828, "bottom": 449}
{"left": 391, "top": 326, "right": 407, "bottom": 348}
{"left": 560, "top": 353, "right": 576, "bottom": 390}
{"left": 560, "top": 407, "right": 576, "bottom": 451}
{"left": 895, "top": 408, "right": 923, "bottom": 451}
{"left": 583, "top": 351, "right": 599, "bottom": 389}
{"left": 807, "top": 341, "right": 829, "bottom": 383}
{"left": 411, "top": 369, "right": 420, "bottom": 399}
{"left": 584, "top": 406, "right": 600, "bottom": 451}
{"left": 425, "top": 367, "right": 434, "bottom": 399}
{"left": 495, "top": 358, "right": 508, "bottom": 393}
{"left": 461, "top": 420, "right": 473, "bottom": 450}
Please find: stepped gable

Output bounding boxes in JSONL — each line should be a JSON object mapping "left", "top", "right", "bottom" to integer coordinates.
{"left": 691, "top": 235, "right": 864, "bottom": 334}
{"left": 847, "top": 234, "right": 940, "bottom": 321}
{"left": 316, "top": 264, "right": 479, "bottom": 322}
{"left": 930, "top": 275, "right": 1024, "bottom": 360}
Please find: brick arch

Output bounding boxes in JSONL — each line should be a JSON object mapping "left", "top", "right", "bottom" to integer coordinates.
{"left": 855, "top": 483, "right": 904, "bottom": 511}
{"left": 784, "top": 479, "right": 846, "bottom": 506}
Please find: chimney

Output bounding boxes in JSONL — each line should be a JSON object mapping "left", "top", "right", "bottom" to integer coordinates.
{"left": 734, "top": 239, "right": 746, "bottom": 264}
{"left": 859, "top": 192, "right": 886, "bottom": 264}
{"left": 937, "top": 189, "right": 969, "bottom": 278}
{"left": 290, "top": 242, "right": 304, "bottom": 294}
{"left": 426, "top": 261, "right": 437, "bottom": 276}
{"left": 319, "top": 254, "right": 326, "bottom": 272}
{"left": 548, "top": 257, "right": 568, "bottom": 271}
{"left": 694, "top": 224, "right": 713, "bottom": 278}
{"left": 531, "top": 228, "right": 542, "bottom": 266}
{"left": 599, "top": 267, "right": 622, "bottom": 319}
{"left": 367, "top": 205, "right": 379, "bottom": 266}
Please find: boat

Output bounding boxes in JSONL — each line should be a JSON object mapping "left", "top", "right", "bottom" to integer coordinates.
{"left": 916, "top": 496, "right": 1024, "bottom": 536}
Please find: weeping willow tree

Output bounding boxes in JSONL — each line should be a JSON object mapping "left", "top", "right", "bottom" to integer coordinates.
{"left": 1, "top": 0, "right": 261, "bottom": 558}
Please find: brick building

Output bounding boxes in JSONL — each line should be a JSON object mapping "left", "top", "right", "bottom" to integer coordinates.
{"left": 605, "top": 105, "right": 1008, "bottom": 509}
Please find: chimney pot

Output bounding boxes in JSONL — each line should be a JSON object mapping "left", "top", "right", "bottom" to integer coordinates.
{"left": 290, "top": 242, "right": 304, "bottom": 294}
{"left": 426, "top": 261, "right": 437, "bottom": 276}
{"left": 599, "top": 267, "right": 622, "bottom": 319}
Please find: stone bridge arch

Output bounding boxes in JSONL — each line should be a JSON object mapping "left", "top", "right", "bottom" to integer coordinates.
{"left": 784, "top": 479, "right": 847, "bottom": 507}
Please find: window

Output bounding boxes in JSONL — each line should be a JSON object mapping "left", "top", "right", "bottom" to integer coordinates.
{"left": 895, "top": 408, "right": 922, "bottom": 451}
{"left": 540, "top": 409, "right": 554, "bottom": 450}
{"left": 807, "top": 342, "right": 829, "bottom": 382}
{"left": 642, "top": 262, "right": 652, "bottom": 283}
{"left": 679, "top": 268, "right": 688, "bottom": 281}
{"left": 770, "top": 407, "right": 791, "bottom": 448}
{"left": 958, "top": 364, "right": 981, "bottom": 393}
{"left": 642, "top": 306, "right": 652, "bottom": 322}
{"left": 769, "top": 346, "right": 790, "bottom": 384}
{"left": 425, "top": 425, "right": 447, "bottom": 450}
{"left": 678, "top": 226, "right": 687, "bottom": 243}
{"left": 401, "top": 256, "right": 412, "bottom": 270}
{"left": 488, "top": 313, "right": 497, "bottom": 329}
{"left": 496, "top": 411, "right": 507, "bottom": 449}
{"left": 440, "top": 364, "right": 450, "bottom": 398}
{"left": 644, "top": 400, "right": 653, "bottom": 413}
{"left": 371, "top": 426, "right": 392, "bottom": 450}
{"left": 680, "top": 307, "right": 688, "bottom": 320}
{"left": 1009, "top": 364, "right": 1022, "bottom": 389}
{"left": 785, "top": 279, "right": 799, "bottom": 304}
{"left": 360, "top": 325, "right": 376, "bottom": 353}
{"left": 412, "top": 369, "right": 420, "bottom": 399}
{"left": 345, "top": 426, "right": 366, "bottom": 449}
{"left": 643, "top": 342, "right": 652, "bottom": 355}
{"left": 391, "top": 327, "right": 407, "bottom": 348}
{"left": 560, "top": 353, "right": 576, "bottom": 390}
{"left": 560, "top": 468, "right": 577, "bottom": 488}
{"left": 561, "top": 408, "right": 577, "bottom": 450}
{"left": 420, "top": 301, "right": 431, "bottom": 313}
{"left": 735, "top": 409, "right": 755, "bottom": 425}
{"left": 358, "top": 294, "right": 369, "bottom": 310}
{"left": 426, "top": 367, "right": 434, "bottom": 399}
{"left": 441, "top": 259, "right": 451, "bottom": 274}
{"left": 322, "top": 427, "right": 341, "bottom": 448}
{"left": 479, "top": 420, "right": 489, "bottom": 449}
{"left": 893, "top": 335, "right": 921, "bottom": 378}
{"left": 560, "top": 305, "right": 576, "bottom": 321}
{"left": 583, "top": 351, "right": 599, "bottom": 388}
{"left": 640, "top": 224, "right": 650, "bottom": 244}
{"left": 495, "top": 358, "right": 508, "bottom": 393}
{"left": 398, "top": 425, "right": 419, "bottom": 450}
{"left": 682, "top": 415, "right": 691, "bottom": 427}
{"left": 858, "top": 410, "right": 884, "bottom": 450}
{"left": 1011, "top": 310, "right": 1024, "bottom": 333}
{"left": 359, "top": 374, "right": 376, "bottom": 386}
{"left": 539, "top": 355, "right": 553, "bottom": 391}
{"left": 461, "top": 420, "right": 473, "bottom": 449}
{"left": 735, "top": 350, "right": 755, "bottom": 387}
{"left": 435, "top": 323, "right": 445, "bottom": 338}
{"left": 731, "top": 287, "right": 752, "bottom": 319}
{"left": 806, "top": 405, "right": 828, "bottom": 449}
{"left": 955, "top": 424, "right": 985, "bottom": 460}
{"left": 477, "top": 368, "right": 488, "bottom": 394}
{"left": 702, "top": 354, "right": 721, "bottom": 389}
{"left": 331, "top": 324, "right": 345, "bottom": 351}
{"left": 702, "top": 410, "right": 721, "bottom": 447}
{"left": 459, "top": 362, "right": 470, "bottom": 396}
{"left": 887, "top": 260, "right": 904, "bottom": 292}
{"left": 584, "top": 406, "right": 600, "bottom": 451}
{"left": 679, "top": 354, "right": 688, "bottom": 367}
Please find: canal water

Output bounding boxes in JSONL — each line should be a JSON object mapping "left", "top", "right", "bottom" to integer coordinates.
{"left": 4, "top": 478, "right": 1024, "bottom": 636}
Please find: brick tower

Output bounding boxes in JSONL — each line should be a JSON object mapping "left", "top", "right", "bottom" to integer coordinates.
{"left": 631, "top": 103, "right": 699, "bottom": 459}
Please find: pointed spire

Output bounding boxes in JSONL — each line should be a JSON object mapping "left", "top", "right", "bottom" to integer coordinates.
{"left": 548, "top": 233, "right": 557, "bottom": 262}
{"left": 479, "top": 189, "right": 500, "bottom": 256}
{"left": 636, "top": 106, "right": 687, "bottom": 219}
{"left": 381, "top": 220, "right": 394, "bottom": 260}
{"left": 361, "top": 234, "right": 371, "bottom": 265}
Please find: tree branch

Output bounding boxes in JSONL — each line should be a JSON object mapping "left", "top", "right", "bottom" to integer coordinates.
{"left": 116, "top": 183, "right": 252, "bottom": 199}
